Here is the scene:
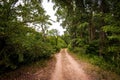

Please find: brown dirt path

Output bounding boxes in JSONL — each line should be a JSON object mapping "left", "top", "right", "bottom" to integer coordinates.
{"left": 0, "top": 49, "right": 120, "bottom": 80}
{"left": 51, "top": 49, "right": 91, "bottom": 80}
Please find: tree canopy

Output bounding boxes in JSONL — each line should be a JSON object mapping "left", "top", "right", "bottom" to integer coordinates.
{"left": 0, "top": 0, "right": 120, "bottom": 75}
{"left": 52, "top": 0, "right": 120, "bottom": 74}
{"left": 0, "top": 0, "right": 64, "bottom": 74}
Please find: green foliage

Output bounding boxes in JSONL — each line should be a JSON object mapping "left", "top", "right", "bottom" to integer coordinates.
{"left": 70, "top": 48, "right": 120, "bottom": 74}
{"left": 57, "top": 37, "right": 67, "bottom": 48}
{"left": 86, "top": 40, "right": 99, "bottom": 55}
{"left": 103, "top": 25, "right": 120, "bottom": 33}
{"left": 0, "top": 0, "right": 60, "bottom": 74}
{"left": 1, "top": 0, "right": 120, "bottom": 75}
{"left": 78, "top": 22, "right": 89, "bottom": 28}
{"left": 61, "top": 31, "right": 70, "bottom": 46}
{"left": 0, "top": 24, "right": 57, "bottom": 73}
{"left": 71, "top": 47, "right": 86, "bottom": 54}
{"left": 53, "top": 0, "right": 120, "bottom": 75}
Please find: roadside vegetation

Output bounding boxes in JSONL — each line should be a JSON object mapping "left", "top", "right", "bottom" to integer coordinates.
{"left": 69, "top": 47, "right": 120, "bottom": 75}
{"left": 53, "top": 0, "right": 120, "bottom": 75}
{"left": 0, "top": 0, "right": 66, "bottom": 74}
{"left": 0, "top": 0, "right": 120, "bottom": 77}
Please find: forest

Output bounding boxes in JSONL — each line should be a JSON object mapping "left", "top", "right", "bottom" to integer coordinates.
{"left": 0, "top": 0, "right": 67, "bottom": 74}
{"left": 53, "top": 0, "right": 120, "bottom": 74}
{"left": 0, "top": 0, "right": 120, "bottom": 77}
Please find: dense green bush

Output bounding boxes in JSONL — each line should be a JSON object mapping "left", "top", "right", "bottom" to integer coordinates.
{"left": 0, "top": 25, "right": 59, "bottom": 74}
{"left": 0, "top": 0, "right": 65, "bottom": 75}
{"left": 86, "top": 40, "right": 99, "bottom": 55}
{"left": 71, "top": 47, "right": 85, "bottom": 54}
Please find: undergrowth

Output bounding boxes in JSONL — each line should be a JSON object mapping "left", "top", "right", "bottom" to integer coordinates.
{"left": 68, "top": 47, "right": 120, "bottom": 75}
{"left": 0, "top": 57, "right": 52, "bottom": 79}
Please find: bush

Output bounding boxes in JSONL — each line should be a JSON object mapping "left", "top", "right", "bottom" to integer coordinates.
{"left": 0, "top": 26, "right": 59, "bottom": 74}
{"left": 86, "top": 40, "right": 99, "bottom": 55}
{"left": 72, "top": 47, "right": 85, "bottom": 54}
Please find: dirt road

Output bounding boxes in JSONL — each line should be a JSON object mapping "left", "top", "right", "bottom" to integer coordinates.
{"left": 1, "top": 49, "right": 120, "bottom": 80}
{"left": 51, "top": 49, "right": 90, "bottom": 80}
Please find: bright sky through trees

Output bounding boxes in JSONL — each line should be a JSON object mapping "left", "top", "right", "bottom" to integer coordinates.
{"left": 42, "top": 0, "right": 66, "bottom": 35}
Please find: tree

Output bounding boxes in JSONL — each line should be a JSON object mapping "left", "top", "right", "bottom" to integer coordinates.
{"left": 0, "top": 0, "right": 57, "bottom": 73}
{"left": 48, "top": 29, "right": 59, "bottom": 46}
{"left": 52, "top": 0, "right": 120, "bottom": 74}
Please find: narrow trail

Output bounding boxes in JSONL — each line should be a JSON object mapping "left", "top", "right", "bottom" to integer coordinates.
{"left": 0, "top": 49, "right": 120, "bottom": 80}
{"left": 51, "top": 49, "right": 90, "bottom": 80}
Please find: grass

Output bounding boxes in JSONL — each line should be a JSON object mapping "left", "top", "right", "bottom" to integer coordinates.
{"left": 68, "top": 49, "right": 120, "bottom": 80}
{"left": 68, "top": 48, "right": 120, "bottom": 75}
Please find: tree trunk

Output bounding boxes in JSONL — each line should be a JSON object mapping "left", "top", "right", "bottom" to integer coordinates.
{"left": 89, "top": 10, "right": 95, "bottom": 43}
{"left": 99, "top": 0, "right": 108, "bottom": 56}
{"left": 41, "top": 23, "right": 46, "bottom": 41}
{"left": 99, "top": 29, "right": 105, "bottom": 56}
